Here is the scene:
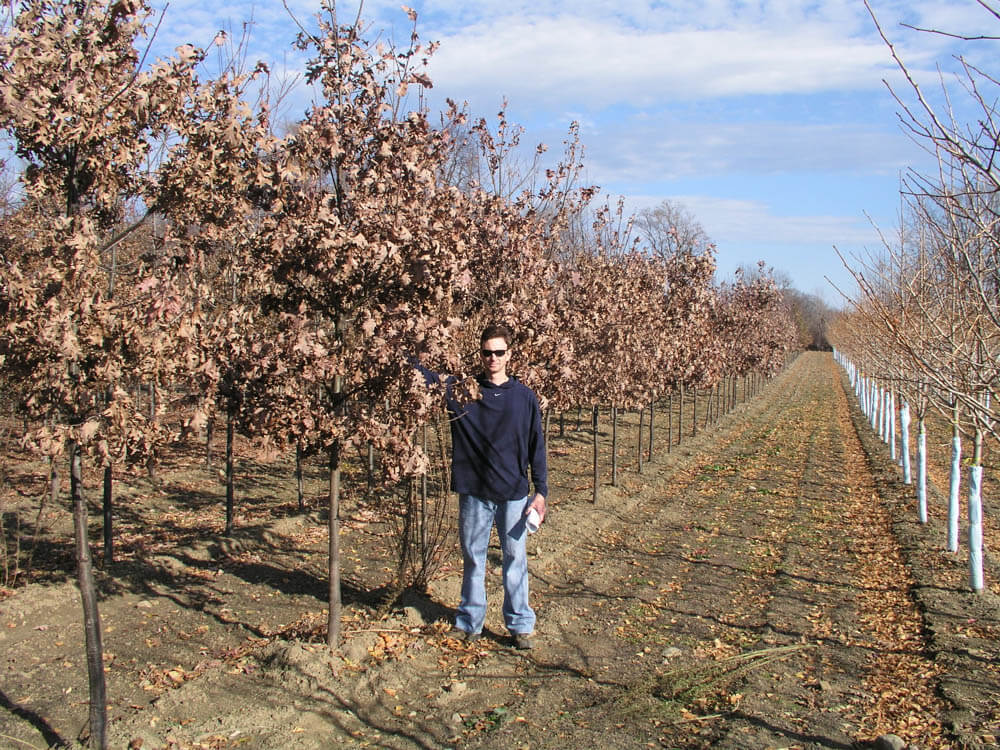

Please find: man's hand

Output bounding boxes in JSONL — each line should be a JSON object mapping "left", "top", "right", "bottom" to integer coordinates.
{"left": 528, "top": 493, "right": 546, "bottom": 522}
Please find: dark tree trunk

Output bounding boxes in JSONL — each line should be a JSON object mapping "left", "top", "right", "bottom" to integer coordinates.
{"left": 296, "top": 442, "right": 305, "bottom": 511}
{"left": 420, "top": 425, "right": 428, "bottom": 561}
{"left": 666, "top": 391, "right": 673, "bottom": 454}
{"left": 146, "top": 382, "right": 156, "bottom": 481}
{"left": 225, "top": 412, "right": 235, "bottom": 536}
{"left": 637, "top": 405, "right": 645, "bottom": 474}
{"left": 648, "top": 402, "right": 654, "bottom": 461}
{"left": 367, "top": 443, "right": 375, "bottom": 500}
{"left": 591, "top": 406, "right": 599, "bottom": 504}
{"left": 70, "top": 441, "right": 107, "bottom": 749}
{"left": 611, "top": 406, "right": 618, "bottom": 486}
{"left": 677, "top": 384, "right": 684, "bottom": 445}
{"left": 102, "top": 464, "right": 112, "bottom": 565}
{"left": 692, "top": 388, "right": 698, "bottom": 437}
{"left": 328, "top": 441, "right": 342, "bottom": 648}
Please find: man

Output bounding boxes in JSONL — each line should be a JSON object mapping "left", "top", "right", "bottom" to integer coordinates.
{"left": 414, "top": 323, "right": 547, "bottom": 649}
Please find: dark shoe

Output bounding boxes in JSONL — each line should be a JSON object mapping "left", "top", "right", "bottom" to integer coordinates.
{"left": 512, "top": 633, "right": 533, "bottom": 650}
{"left": 452, "top": 628, "right": 480, "bottom": 642}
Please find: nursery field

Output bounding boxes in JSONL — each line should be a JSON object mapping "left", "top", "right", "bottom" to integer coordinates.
{"left": 1, "top": 351, "right": 999, "bottom": 749}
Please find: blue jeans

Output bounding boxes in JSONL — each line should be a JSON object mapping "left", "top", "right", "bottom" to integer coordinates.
{"left": 456, "top": 494, "right": 535, "bottom": 635}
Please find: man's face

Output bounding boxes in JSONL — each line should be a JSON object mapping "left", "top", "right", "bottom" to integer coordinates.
{"left": 480, "top": 336, "right": 510, "bottom": 378}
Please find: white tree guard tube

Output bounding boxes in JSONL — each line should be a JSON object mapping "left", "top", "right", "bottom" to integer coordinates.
{"left": 900, "top": 402, "right": 911, "bottom": 483}
{"left": 879, "top": 389, "right": 885, "bottom": 441}
{"left": 877, "top": 388, "right": 885, "bottom": 437}
{"left": 948, "top": 435, "right": 961, "bottom": 553}
{"left": 969, "top": 464, "right": 984, "bottom": 592}
{"left": 882, "top": 390, "right": 890, "bottom": 443}
{"left": 871, "top": 384, "right": 879, "bottom": 431}
{"left": 917, "top": 421, "right": 928, "bottom": 524}
{"left": 889, "top": 391, "right": 897, "bottom": 461}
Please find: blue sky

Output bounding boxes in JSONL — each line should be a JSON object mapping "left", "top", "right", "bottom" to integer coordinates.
{"left": 149, "top": 0, "right": 990, "bottom": 305}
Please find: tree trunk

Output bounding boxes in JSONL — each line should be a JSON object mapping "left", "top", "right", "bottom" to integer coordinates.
{"left": 648, "top": 402, "right": 654, "bottom": 461}
{"left": 948, "top": 414, "right": 961, "bottom": 554}
{"left": 328, "top": 440, "right": 343, "bottom": 647}
{"left": 420, "top": 425, "right": 428, "bottom": 564}
{"left": 968, "top": 427, "right": 984, "bottom": 592}
{"left": 666, "top": 391, "right": 673, "bottom": 454}
{"left": 102, "top": 464, "right": 112, "bottom": 565}
{"left": 225, "top": 411, "right": 235, "bottom": 536}
{"left": 70, "top": 441, "right": 107, "bottom": 749}
{"left": 917, "top": 417, "right": 927, "bottom": 524}
{"left": 692, "top": 388, "right": 698, "bottom": 437}
{"left": 611, "top": 406, "right": 618, "bottom": 487}
{"left": 677, "top": 384, "right": 684, "bottom": 445}
{"left": 367, "top": 442, "right": 375, "bottom": 501}
{"left": 888, "top": 389, "right": 897, "bottom": 461}
{"left": 146, "top": 381, "right": 157, "bottom": 481}
{"left": 296, "top": 442, "right": 305, "bottom": 511}
{"left": 637, "top": 405, "right": 645, "bottom": 474}
{"left": 900, "top": 401, "right": 912, "bottom": 484}
{"left": 591, "top": 406, "right": 599, "bottom": 504}
{"left": 396, "top": 479, "right": 415, "bottom": 587}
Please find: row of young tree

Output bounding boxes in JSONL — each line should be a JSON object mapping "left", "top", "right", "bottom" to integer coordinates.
{"left": 830, "top": 3, "right": 1000, "bottom": 594}
{"left": 0, "top": 2, "right": 797, "bottom": 745}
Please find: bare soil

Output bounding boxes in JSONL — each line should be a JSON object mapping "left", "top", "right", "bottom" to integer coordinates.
{"left": 1, "top": 352, "right": 999, "bottom": 749}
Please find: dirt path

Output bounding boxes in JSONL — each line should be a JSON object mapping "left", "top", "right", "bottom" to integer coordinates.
{"left": 2, "top": 352, "right": 999, "bottom": 749}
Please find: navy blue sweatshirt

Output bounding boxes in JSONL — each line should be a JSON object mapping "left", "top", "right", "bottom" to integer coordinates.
{"left": 415, "top": 363, "right": 548, "bottom": 502}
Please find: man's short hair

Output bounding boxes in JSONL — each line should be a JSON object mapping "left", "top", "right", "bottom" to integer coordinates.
{"left": 480, "top": 323, "right": 514, "bottom": 346}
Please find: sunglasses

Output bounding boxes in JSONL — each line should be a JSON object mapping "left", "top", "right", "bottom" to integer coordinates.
{"left": 481, "top": 349, "right": 507, "bottom": 358}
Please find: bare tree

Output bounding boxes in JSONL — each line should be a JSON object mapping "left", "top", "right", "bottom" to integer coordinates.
{"left": 634, "top": 199, "right": 713, "bottom": 260}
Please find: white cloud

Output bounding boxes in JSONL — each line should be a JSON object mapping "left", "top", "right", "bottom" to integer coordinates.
{"left": 140, "top": 1, "right": 976, "bottom": 120}
{"left": 669, "top": 195, "right": 877, "bottom": 247}
{"left": 582, "top": 118, "right": 919, "bottom": 186}
{"left": 422, "top": 19, "right": 897, "bottom": 111}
